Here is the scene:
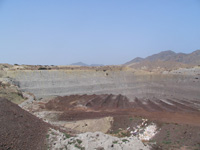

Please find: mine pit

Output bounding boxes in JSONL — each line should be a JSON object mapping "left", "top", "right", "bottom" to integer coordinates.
{"left": 1, "top": 65, "right": 200, "bottom": 150}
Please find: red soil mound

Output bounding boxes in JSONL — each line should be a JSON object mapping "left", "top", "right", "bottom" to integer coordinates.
{"left": 45, "top": 94, "right": 131, "bottom": 111}
{"left": 0, "top": 98, "right": 48, "bottom": 150}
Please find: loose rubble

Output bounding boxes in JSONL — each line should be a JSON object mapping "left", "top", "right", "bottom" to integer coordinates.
{"left": 47, "top": 128, "right": 150, "bottom": 150}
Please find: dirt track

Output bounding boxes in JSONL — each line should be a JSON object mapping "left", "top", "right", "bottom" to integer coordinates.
{"left": 0, "top": 98, "right": 48, "bottom": 150}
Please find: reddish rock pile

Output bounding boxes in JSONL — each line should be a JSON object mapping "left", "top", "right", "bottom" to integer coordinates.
{"left": 0, "top": 98, "right": 48, "bottom": 150}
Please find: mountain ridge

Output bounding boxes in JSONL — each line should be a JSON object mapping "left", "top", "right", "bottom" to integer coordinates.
{"left": 125, "top": 50, "right": 200, "bottom": 66}
{"left": 124, "top": 50, "right": 200, "bottom": 71}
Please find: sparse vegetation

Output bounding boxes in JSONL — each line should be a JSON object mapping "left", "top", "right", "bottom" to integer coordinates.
{"left": 68, "top": 139, "right": 76, "bottom": 145}
{"left": 162, "top": 140, "right": 171, "bottom": 144}
{"left": 122, "top": 139, "right": 129, "bottom": 143}
{"left": 121, "top": 131, "right": 129, "bottom": 137}
{"left": 114, "top": 129, "right": 120, "bottom": 134}
{"left": 76, "top": 139, "right": 82, "bottom": 144}
{"left": 46, "top": 134, "right": 50, "bottom": 139}
{"left": 64, "top": 133, "right": 71, "bottom": 139}
{"left": 38, "top": 67, "right": 48, "bottom": 70}
{"left": 129, "top": 117, "right": 133, "bottom": 121}
{"left": 74, "top": 144, "right": 85, "bottom": 150}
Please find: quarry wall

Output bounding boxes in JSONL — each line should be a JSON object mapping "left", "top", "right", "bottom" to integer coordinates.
{"left": 2, "top": 69, "right": 200, "bottom": 101}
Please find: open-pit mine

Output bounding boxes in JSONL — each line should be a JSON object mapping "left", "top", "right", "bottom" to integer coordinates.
{"left": 1, "top": 51, "right": 200, "bottom": 150}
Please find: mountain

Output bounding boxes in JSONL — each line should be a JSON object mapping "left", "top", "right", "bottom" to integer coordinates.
{"left": 70, "top": 62, "right": 88, "bottom": 66}
{"left": 125, "top": 50, "right": 200, "bottom": 71}
{"left": 145, "top": 50, "right": 176, "bottom": 62}
{"left": 124, "top": 57, "right": 144, "bottom": 65}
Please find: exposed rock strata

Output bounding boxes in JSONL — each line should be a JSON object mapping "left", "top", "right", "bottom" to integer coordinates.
{"left": 2, "top": 69, "right": 200, "bottom": 101}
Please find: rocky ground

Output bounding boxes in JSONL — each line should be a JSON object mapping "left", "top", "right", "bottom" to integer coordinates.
{"left": 0, "top": 78, "right": 26, "bottom": 104}
{"left": 46, "top": 129, "right": 149, "bottom": 150}
{"left": 18, "top": 94, "right": 200, "bottom": 150}
{"left": 0, "top": 96, "right": 154, "bottom": 150}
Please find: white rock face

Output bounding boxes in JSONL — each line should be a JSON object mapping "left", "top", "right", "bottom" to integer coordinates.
{"left": 47, "top": 128, "right": 150, "bottom": 150}
{"left": 138, "top": 124, "right": 158, "bottom": 141}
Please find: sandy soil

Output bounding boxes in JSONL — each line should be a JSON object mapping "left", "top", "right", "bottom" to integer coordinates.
{"left": 64, "top": 117, "right": 113, "bottom": 133}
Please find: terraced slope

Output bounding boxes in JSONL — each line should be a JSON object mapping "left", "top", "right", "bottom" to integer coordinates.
{"left": 3, "top": 69, "right": 200, "bottom": 101}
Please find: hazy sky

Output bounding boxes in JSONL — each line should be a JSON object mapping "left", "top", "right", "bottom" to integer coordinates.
{"left": 0, "top": 0, "right": 200, "bottom": 65}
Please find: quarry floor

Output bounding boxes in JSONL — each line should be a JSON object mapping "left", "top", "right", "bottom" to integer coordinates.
{"left": 20, "top": 94, "right": 200, "bottom": 150}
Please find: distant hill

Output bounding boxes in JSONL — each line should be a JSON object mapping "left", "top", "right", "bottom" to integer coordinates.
{"left": 124, "top": 57, "right": 144, "bottom": 65}
{"left": 71, "top": 62, "right": 104, "bottom": 67}
{"left": 70, "top": 62, "right": 88, "bottom": 66}
{"left": 90, "top": 64, "right": 104, "bottom": 67}
{"left": 125, "top": 50, "right": 200, "bottom": 71}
